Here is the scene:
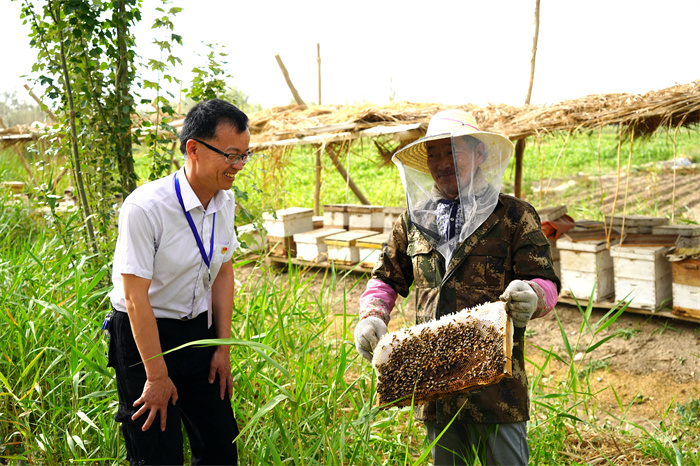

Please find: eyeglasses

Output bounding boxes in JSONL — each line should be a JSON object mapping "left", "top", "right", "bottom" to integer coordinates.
{"left": 192, "top": 138, "right": 253, "bottom": 165}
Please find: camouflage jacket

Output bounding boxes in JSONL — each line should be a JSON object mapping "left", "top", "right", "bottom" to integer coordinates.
{"left": 372, "top": 194, "right": 561, "bottom": 424}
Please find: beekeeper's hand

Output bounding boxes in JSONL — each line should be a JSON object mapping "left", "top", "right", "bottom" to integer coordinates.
{"left": 500, "top": 280, "right": 538, "bottom": 328}
{"left": 354, "top": 317, "right": 388, "bottom": 362}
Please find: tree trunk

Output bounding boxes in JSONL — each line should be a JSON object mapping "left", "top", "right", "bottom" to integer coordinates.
{"left": 52, "top": 1, "right": 97, "bottom": 253}
{"left": 115, "top": 0, "right": 137, "bottom": 194}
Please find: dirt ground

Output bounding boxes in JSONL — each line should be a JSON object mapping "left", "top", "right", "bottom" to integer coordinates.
{"left": 237, "top": 261, "right": 700, "bottom": 432}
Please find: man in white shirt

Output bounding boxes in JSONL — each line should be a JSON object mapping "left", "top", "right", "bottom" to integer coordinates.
{"left": 107, "top": 98, "right": 251, "bottom": 465}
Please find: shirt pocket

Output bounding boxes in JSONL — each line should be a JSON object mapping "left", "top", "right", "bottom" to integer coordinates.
{"left": 461, "top": 238, "right": 509, "bottom": 290}
{"left": 407, "top": 233, "right": 436, "bottom": 289}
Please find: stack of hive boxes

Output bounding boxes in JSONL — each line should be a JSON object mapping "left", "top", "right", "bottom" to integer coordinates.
{"left": 264, "top": 204, "right": 401, "bottom": 269}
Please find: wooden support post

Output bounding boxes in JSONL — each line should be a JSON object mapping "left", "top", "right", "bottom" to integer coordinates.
{"left": 274, "top": 54, "right": 306, "bottom": 107}
{"left": 317, "top": 43, "right": 321, "bottom": 105}
{"left": 0, "top": 116, "right": 36, "bottom": 183}
{"left": 514, "top": 138, "right": 525, "bottom": 199}
{"left": 24, "top": 84, "right": 58, "bottom": 124}
{"left": 314, "top": 144, "right": 322, "bottom": 215}
{"left": 326, "top": 144, "right": 371, "bottom": 205}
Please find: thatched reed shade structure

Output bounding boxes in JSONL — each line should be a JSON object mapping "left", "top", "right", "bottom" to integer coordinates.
{"left": 2, "top": 81, "right": 698, "bottom": 205}
{"left": 245, "top": 80, "right": 699, "bottom": 207}
{"left": 248, "top": 80, "right": 700, "bottom": 145}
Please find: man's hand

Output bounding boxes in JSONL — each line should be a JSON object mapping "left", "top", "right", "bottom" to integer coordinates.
{"left": 209, "top": 346, "right": 234, "bottom": 400}
{"left": 354, "top": 317, "right": 388, "bottom": 362}
{"left": 500, "top": 280, "right": 538, "bottom": 328}
{"left": 132, "top": 375, "right": 178, "bottom": 431}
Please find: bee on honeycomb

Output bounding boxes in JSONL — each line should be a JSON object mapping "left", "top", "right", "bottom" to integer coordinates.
{"left": 372, "top": 301, "right": 512, "bottom": 408}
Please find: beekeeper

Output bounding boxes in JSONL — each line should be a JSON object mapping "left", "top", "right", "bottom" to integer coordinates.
{"left": 354, "top": 109, "right": 560, "bottom": 465}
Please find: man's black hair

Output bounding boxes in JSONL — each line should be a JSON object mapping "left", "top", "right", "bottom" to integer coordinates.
{"left": 179, "top": 99, "right": 249, "bottom": 155}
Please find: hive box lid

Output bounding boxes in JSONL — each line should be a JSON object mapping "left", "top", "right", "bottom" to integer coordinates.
{"left": 346, "top": 204, "right": 384, "bottom": 214}
{"left": 293, "top": 227, "right": 346, "bottom": 243}
{"left": 262, "top": 207, "right": 313, "bottom": 221}
{"left": 325, "top": 230, "right": 377, "bottom": 246}
{"left": 537, "top": 205, "right": 568, "bottom": 222}
{"left": 652, "top": 225, "right": 700, "bottom": 237}
{"left": 357, "top": 232, "right": 390, "bottom": 248}
{"left": 323, "top": 204, "right": 354, "bottom": 213}
{"left": 605, "top": 215, "right": 668, "bottom": 228}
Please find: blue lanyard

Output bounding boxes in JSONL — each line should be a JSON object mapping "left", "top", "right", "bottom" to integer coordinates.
{"left": 174, "top": 172, "right": 215, "bottom": 269}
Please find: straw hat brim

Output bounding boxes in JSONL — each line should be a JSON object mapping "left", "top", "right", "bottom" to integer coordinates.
{"left": 393, "top": 131, "right": 514, "bottom": 175}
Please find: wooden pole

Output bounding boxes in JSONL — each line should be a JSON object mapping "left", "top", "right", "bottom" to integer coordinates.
{"left": 515, "top": 0, "right": 541, "bottom": 199}
{"left": 24, "top": 84, "right": 58, "bottom": 124}
{"left": 317, "top": 43, "right": 321, "bottom": 105}
{"left": 314, "top": 144, "right": 322, "bottom": 215}
{"left": 274, "top": 54, "right": 306, "bottom": 107}
{"left": 0, "top": 116, "right": 36, "bottom": 183}
{"left": 326, "top": 144, "right": 371, "bottom": 205}
{"left": 525, "top": 0, "right": 540, "bottom": 105}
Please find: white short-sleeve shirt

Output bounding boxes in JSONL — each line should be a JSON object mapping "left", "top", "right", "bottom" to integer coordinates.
{"left": 109, "top": 166, "right": 239, "bottom": 320}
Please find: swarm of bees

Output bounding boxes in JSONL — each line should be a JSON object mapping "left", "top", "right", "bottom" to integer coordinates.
{"left": 372, "top": 301, "right": 512, "bottom": 408}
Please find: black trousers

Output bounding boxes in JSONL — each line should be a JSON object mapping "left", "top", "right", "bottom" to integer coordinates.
{"left": 107, "top": 311, "right": 239, "bottom": 465}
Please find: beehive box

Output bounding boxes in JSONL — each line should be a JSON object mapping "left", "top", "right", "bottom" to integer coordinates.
{"left": 606, "top": 215, "right": 668, "bottom": 235}
{"left": 325, "top": 230, "right": 377, "bottom": 264}
{"left": 357, "top": 232, "right": 390, "bottom": 269}
{"left": 347, "top": 205, "right": 385, "bottom": 232}
{"left": 312, "top": 216, "right": 324, "bottom": 229}
{"left": 383, "top": 206, "right": 405, "bottom": 233}
{"left": 652, "top": 225, "right": 700, "bottom": 248}
{"left": 237, "top": 223, "right": 265, "bottom": 254}
{"left": 670, "top": 257, "right": 700, "bottom": 319}
{"left": 323, "top": 204, "right": 352, "bottom": 229}
{"left": 292, "top": 227, "right": 346, "bottom": 262}
{"left": 266, "top": 235, "right": 297, "bottom": 258}
{"left": 263, "top": 207, "right": 314, "bottom": 237}
{"left": 549, "top": 238, "right": 561, "bottom": 279}
{"left": 558, "top": 237, "right": 617, "bottom": 302}
{"left": 612, "top": 244, "right": 673, "bottom": 310}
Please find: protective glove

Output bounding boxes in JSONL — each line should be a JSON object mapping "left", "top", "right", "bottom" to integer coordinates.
{"left": 354, "top": 317, "right": 388, "bottom": 362}
{"left": 499, "top": 280, "right": 538, "bottom": 328}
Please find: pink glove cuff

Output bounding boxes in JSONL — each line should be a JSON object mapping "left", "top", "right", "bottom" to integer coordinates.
{"left": 359, "top": 278, "right": 396, "bottom": 325}
{"left": 525, "top": 279, "right": 556, "bottom": 319}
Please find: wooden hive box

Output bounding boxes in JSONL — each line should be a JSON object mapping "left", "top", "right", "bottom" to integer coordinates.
{"left": 612, "top": 242, "right": 673, "bottom": 310}
{"left": 263, "top": 207, "right": 314, "bottom": 237}
{"left": 266, "top": 235, "right": 297, "bottom": 258}
{"left": 323, "top": 204, "right": 352, "bottom": 229}
{"left": 383, "top": 206, "right": 405, "bottom": 233}
{"left": 558, "top": 236, "right": 618, "bottom": 302}
{"left": 670, "top": 255, "right": 700, "bottom": 319}
{"left": 357, "top": 232, "right": 390, "bottom": 269}
{"left": 292, "top": 227, "right": 346, "bottom": 262}
{"left": 652, "top": 225, "right": 700, "bottom": 248}
{"left": 606, "top": 215, "right": 668, "bottom": 235}
{"left": 347, "top": 205, "right": 385, "bottom": 232}
{"left": 324, "top": 230, "right": 377, "bottom": 264}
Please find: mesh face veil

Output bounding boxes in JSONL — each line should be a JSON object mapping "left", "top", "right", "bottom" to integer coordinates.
{"left": 393, "top": 132, "right": 513, "bottom": 264}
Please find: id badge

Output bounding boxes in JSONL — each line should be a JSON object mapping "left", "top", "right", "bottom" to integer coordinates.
{"left": 204, "top": 269, "right": 213, "bottom": 328}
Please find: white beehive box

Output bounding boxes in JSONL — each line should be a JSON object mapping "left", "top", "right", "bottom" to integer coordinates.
{"left": 606, "top": 215, "right": 668, "bottom": 235}
{"left": 612, "top": 244, "right": 673, "bottom": 310}
{"left": 383, "top": 206, "right": 405, "bottom": 233}
{"left": 357, "top": 232, "right": 390, "bottom": 269}
{"left": 325, "top": 230, "right": 377, "bottom": 264}
{"left": 347, "top": 205, "right": 385, "bottom": 232}
{"left": 263, "top": 207, "right": 314, "bottom": 237}
{"left": 323, "top": 204, "right": 352, "bottom": 229}
{"left": 558, "top": 237, "right": 617, "bottom": 302}
{"left": 292, "top": 227, "right": 346, "bottom": 262}
{"left": 670, "top": 255, "right": 700, "bottom": 319}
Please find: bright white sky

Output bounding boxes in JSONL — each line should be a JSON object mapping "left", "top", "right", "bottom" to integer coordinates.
{"left": 1, "top": 0, "right": 699, "bottom": 110}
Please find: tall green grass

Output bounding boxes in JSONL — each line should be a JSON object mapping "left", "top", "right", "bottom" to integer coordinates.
{"left": 2, "top": 189, "right": 699, "bottom": 464}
